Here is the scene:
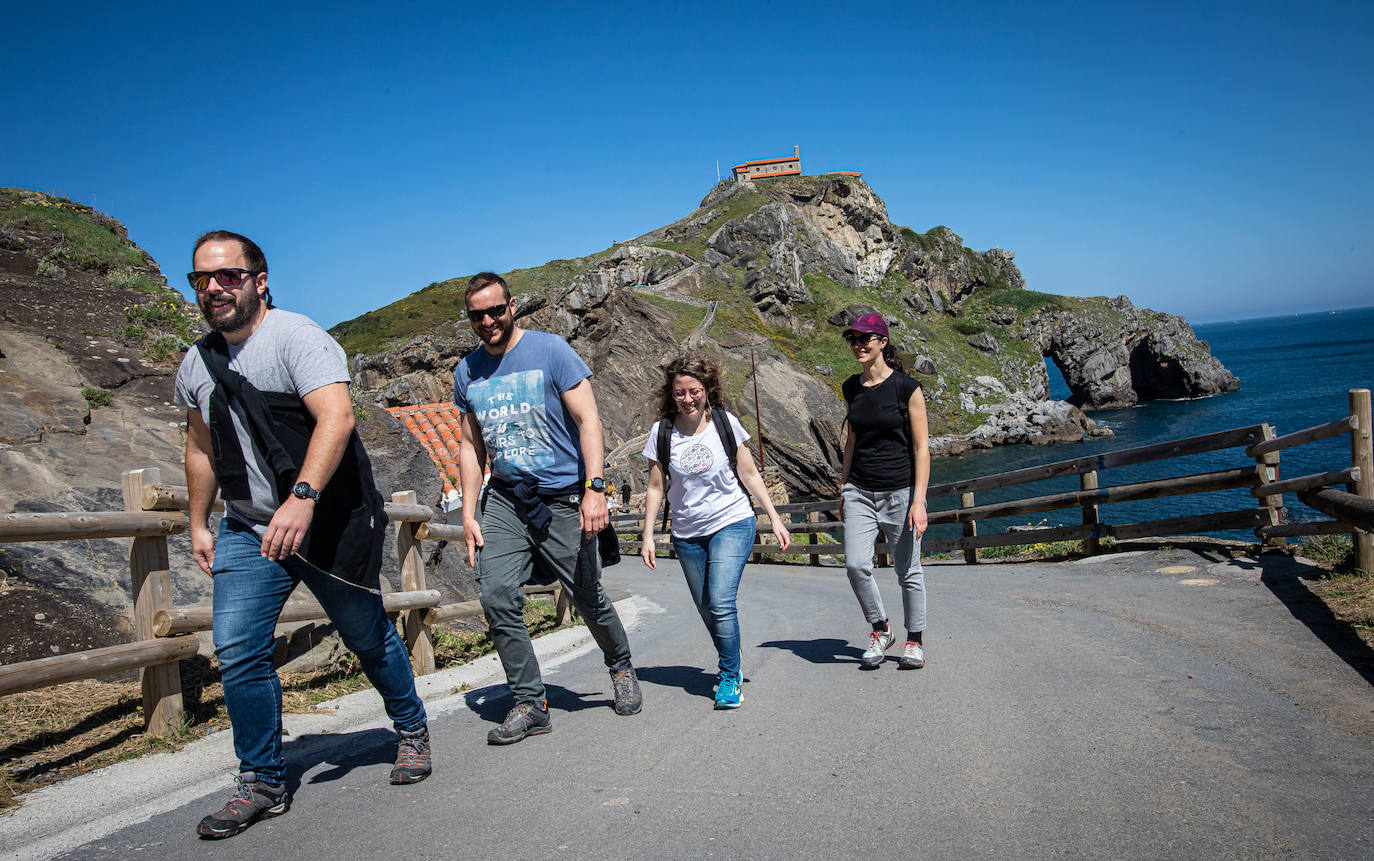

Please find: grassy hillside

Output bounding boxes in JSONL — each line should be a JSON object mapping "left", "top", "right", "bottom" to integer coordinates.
{"left": 328, "top": 176, "right": 1071, "bottom": 436}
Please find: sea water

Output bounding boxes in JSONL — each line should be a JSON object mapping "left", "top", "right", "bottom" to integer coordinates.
{"left": 923, "top": 305, "right": 1374, "bottom": 543}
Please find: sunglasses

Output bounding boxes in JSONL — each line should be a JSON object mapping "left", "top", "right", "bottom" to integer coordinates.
{"left": 845, "top": 333, "right": 880, "bottom": 346}
{"left": 672, "top": 388, "right": 705, "bottom": 401}
{"left": 187, "top": 268, "right": 259, "bottom": 291}
{"left": 467, "top": 302, "right": 510, "bottom": 323}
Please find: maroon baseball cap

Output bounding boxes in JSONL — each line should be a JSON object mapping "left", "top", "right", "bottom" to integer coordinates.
{"left": 844, "top": 313, "right": 889, "bottom": 338}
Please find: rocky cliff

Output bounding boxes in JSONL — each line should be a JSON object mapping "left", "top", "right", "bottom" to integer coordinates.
{"left": 0, "top": 190, "right": 470, "bottom": 667}
{"left": 336, "top": 175, "right": 1236, "bottom": 494}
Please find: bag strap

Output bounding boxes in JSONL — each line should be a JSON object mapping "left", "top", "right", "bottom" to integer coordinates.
{"left": 712, "top": 409, "right": 742, "bottom": 486}
{"left": 656, "top": 418, "right": 673, "bottom": 533}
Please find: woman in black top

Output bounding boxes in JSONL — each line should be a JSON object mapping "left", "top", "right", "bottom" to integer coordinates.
{"left": 837, "top": 314, "right": 931, "bottom": 669}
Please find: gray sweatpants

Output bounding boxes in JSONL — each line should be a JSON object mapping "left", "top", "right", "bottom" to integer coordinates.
{"left": 477, "top": 487, "right": 632, "bottom": 705}
{"left": 841, "top": 482, "right": 927, "bottom": 634}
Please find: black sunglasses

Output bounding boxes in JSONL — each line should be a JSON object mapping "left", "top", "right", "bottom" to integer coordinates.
{"left": 187, "top": 268, "right": 260, "bottom": 291}
{"left": 467, "top": 302, "right": 510, "bottom": 323}
{"left": 845, "top": 333, "right": 879, "bottom": 346}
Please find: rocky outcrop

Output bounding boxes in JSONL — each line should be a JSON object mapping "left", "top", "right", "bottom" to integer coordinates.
{"left": 1023, "top": 295, "right": 1238, "bottom": 408}
{"left": 337, "top": 175, "right": 1237, "bottom": 505}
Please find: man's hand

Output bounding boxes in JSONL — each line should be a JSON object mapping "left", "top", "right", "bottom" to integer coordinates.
{"left": 190, "top": 524, "right": 217, "bottom": 576}
{"left": 580, "top": 491, "right": 608, "bottom": 537}
{"left": 262, "top": 496, "right": 315, "bottom": 560}
{"left": 464, "top": 515, "right": 484, "bottom": 568}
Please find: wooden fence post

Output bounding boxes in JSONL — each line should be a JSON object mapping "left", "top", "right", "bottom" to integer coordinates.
{"left": 392, "top": 491, "right": 435, "bottom": 676}
{"left": 121, "top": 468, "right": 183, "bottom": 736}
{"left": 808, "top": 509, "right": 821, "bottom": 566}
{"left": 1255, "top": 424, "right": 1284, "bottom": 546}
{"left": 1350, "top": 389, "right": 1373, "bottom": 573}
{"left": 961, "top": 491, "right": 978, "bottom": 564}
{"left": 1080, "top": 470, "right": 1101, "bottom": 555}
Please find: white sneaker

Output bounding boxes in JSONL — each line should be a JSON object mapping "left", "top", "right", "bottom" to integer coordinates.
{"left": 860, "top": 628, "right": 895, "bottom": 668}
{"left": 898, "top": 641, "right": 925, "bottom": 670}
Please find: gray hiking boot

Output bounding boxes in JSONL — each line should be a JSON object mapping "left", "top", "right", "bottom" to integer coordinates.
{"left": 487, "top": 701, "right": 552, "bottom": 745}
{"left": 389, "top": 725, "right": 432, "bottom": 784}
{"left": 196, "top": 773, "right": 289, "bottom": 839}
{"left": 610, "top": 663, "right": 643, "bottom": 715}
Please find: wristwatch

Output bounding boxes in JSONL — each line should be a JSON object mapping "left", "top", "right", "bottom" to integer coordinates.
{"left": 585, "top": 477, "right": 607, "bottom": 493}
{"left": 291, "top": 481, "right": 321, "bottom": 502}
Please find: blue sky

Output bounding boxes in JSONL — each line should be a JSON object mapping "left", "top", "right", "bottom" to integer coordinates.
{"left": 4, "top": 1, "right": 1370, "bottom": 328}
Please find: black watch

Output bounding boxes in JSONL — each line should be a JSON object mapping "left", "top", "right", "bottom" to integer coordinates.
{"left": 585, "top": 477, "right": 607, "bottom": 493}
{"left": 291, "top": 481, "right": 321, "bottom": 502}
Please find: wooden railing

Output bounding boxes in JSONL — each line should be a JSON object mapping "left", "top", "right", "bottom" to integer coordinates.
{"left": 2, "top": 390, "right": 1369, "bottom": 738}
{"left": 0, "top": 470, "right": 569, "bottom": 736}
{"left": 622, "top": 388, "right": 1374, "bottom": 571}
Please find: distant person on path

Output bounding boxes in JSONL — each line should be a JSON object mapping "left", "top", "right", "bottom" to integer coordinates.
{"left": 455, "top": 272, "right": 642, "bottom": 744}
{"left": 175, "top": 231, "right": 431, "bottom": 840}
{"left": 837, "top": 314, "right": 930, "bottom": 669}
{"left": 639, "top": 352, "right": 790, "bottom": 708}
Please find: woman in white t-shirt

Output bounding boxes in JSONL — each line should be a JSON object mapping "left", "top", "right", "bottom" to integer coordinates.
{"left": 640, "top": 353, "right": 790, "bottom": 709}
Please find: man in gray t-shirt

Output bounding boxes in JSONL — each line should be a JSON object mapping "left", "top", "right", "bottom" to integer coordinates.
{"left": 175, "top": 230, "right": 431, "bottom": 840}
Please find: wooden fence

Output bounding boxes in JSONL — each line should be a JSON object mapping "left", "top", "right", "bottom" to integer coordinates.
{"left": 0, "top": 474, "right": 569, "bottom": 736}
{"left": 1, "top": 389, "right": 1369, "bottom": 737}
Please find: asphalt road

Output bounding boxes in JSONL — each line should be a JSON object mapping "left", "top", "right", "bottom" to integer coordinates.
{"left": 8, "top": 547, "right": 1374, "bottom": 859}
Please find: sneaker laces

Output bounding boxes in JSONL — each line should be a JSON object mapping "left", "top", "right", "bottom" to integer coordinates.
{"left": 868, "top": 630, "right": 886, "bottom": 651}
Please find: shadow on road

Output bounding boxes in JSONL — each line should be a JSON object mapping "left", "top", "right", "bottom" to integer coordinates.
{"left": 278, "top": 727, "right": 400, "bottom": 792}
{"left": 634, "top": 664, "right": 717, "bottom": 700}
{"left": 1259, "top": 561, "right": 1374, "bottom": 688}
{"left": 462, "top": 683, "right": 613, "bottom": 722}
{"left": 757, "top": 637, "right": 862, "bottom": 665}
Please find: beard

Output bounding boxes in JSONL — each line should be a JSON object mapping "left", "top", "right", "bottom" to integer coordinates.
{"left": 200, "top": 287, "right": 262, "bottom": 333}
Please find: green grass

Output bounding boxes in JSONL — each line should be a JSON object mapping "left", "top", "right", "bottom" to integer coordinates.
{"left": 0, "top": 199, "right": 143, "bottom": 273}
{"left": 81, "top": 387, "right": 111, "bottom": 408}
{"left": 1300, "top": 534, "right": 1358, "bottom": 572}
{"left": 647, "top": 189, "right": 766, "bottom": 260}
{"left": 330, "top": 248, "right": 622, "bottom": 357}
{"left": 108, "top": 268, "right": 162, "bottom": 294}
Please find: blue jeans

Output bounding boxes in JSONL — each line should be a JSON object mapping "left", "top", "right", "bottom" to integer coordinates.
{"left": 670, "top": 516, "right": 756, "bottom": 676}
{"left": 211, "top": 518, "right": 427, "bottom": 784}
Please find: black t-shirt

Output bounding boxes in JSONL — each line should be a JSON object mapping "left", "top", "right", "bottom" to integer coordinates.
{"left": 842, "top": 371, "right": 920, "bottom": 491}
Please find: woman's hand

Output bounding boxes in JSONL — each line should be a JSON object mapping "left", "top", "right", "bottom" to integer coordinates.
{"left": 770, "top": 518, "right": 792, "bottom": 552}
{"left": 907, "top": 499, "right": 928, "bottom": 537}
{"left": 640, "top": 535, "right": 657, "bottom": 570}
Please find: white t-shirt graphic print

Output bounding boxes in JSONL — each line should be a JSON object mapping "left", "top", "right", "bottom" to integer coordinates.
{"left": 641, "top": 411, "right": 756, "bottom": 539}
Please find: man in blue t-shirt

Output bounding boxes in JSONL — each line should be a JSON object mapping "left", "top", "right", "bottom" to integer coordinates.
{"left": 454, "top": 272, "right": 641, "bottom": 744}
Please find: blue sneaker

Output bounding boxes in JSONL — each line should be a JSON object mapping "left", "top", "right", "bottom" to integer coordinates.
{"left": 714, "top": 671, "right": 742, "bottom": 709}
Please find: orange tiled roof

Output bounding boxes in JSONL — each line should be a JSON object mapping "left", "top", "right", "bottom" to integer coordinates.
{"left": 386, "top": 402, "right": 468, "bottom": 496}
{"left": 732, "top": 155, "right": 801, "bottom": 170}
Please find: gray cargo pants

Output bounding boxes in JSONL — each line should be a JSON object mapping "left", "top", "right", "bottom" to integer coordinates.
{"left": 841, "top": 482, "right": 927, "bottom": 634}
{"left": 477, "top": 486, "right": 632, "bottom": 705}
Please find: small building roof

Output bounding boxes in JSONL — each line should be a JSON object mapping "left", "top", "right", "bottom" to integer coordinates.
{"left": 386, "top": 402, "right": 467, "bottom": 495}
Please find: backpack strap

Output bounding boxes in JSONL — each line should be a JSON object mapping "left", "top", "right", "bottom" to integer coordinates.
{"left": 655, "top": 418, "right": 673, "bottom": 533}
{"left": 712, "top": 409, "right": 742, "bottom": 484}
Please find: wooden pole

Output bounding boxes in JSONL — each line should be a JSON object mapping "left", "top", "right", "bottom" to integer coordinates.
{"left": 392, "top": 491, "right": 435, "bottom": 676}
{"left": 961, "top": 491, "right": 978, "bottom": 564}
{"left": 122, "top": 468, "right": 183, "bottom": 736}
{"left": 1080, "top": 470, "right": 1101, "bottom": 555}
{"left": 1255, "top": 424, "right": 1285, "bottom": 546}
{"left": 1348, "top": 389, "right": 1372, "bottom": 573}
{"left": 808, "top": 508, "right": 821, "bottom": 566}
{"left": 0, "top": 635, "right": 200, "bottom": 697}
